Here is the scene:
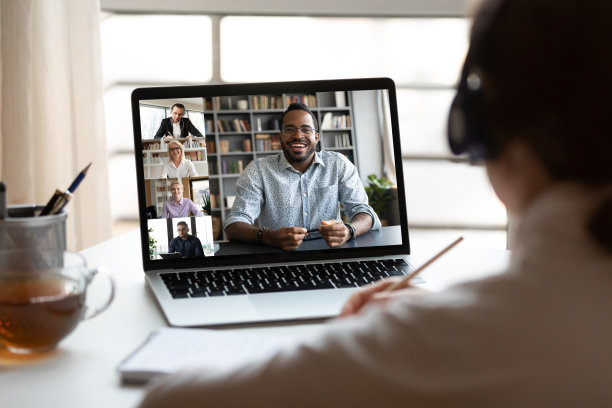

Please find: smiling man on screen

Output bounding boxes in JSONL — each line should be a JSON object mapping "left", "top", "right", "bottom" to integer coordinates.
{"left": 224, "top": 103, "right": 380, "bottom": 251}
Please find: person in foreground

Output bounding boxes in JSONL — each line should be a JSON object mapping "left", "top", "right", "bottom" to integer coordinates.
{"left": 161, "top": 182, "right": 203, "bottom": 218}
{"left": 139, "top": 0, "right": 612, "bottom": 406}
{"left": 169, "top": 221, "right": 204, "bottom": 258}
{"left": 223, "top": 103, "right": 380, "bottom": 250}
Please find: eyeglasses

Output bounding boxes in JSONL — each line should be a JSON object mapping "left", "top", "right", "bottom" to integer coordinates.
{"left": 282, "top": 126, "right": 316, "bottom": 137}
{"left": 169, "top": 147, "right": 181, "bottom": 152}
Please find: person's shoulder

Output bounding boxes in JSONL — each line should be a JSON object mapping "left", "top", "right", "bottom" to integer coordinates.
{"left": 244, "top": 154, "right": 280, "bottom": 174}
{"left": 257, "top": 153, "right": 282, "bottom": 165}
{"left": 320, "top": 150, "right": 352, "bottom": 167}
{"left": 320, "top": 150, "right": 346, "bottom": 160}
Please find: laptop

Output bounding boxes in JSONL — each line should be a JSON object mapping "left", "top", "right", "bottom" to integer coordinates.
{"left": 131, "top": 77, "right": 417, "bottom": 326}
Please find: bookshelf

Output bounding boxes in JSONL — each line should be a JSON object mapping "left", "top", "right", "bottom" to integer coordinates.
{"left": 142, "top": 137, "right": 208, "bottom": 179}
{"left": 172, "top": 92, "right": 357, "bottom": 240}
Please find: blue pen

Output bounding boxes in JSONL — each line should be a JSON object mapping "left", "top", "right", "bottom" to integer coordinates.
{"left": 40, "top": 163, "right": 92, "bottom": 216}
{"left": 67, "top": 162, "right": 92, "bottom": 193}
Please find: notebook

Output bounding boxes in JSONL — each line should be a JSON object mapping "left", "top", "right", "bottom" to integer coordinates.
{"left": 131, "top": 77, "right": 418, "bottom": 326}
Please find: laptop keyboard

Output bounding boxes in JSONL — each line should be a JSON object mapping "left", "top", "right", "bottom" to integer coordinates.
{"left": 160, "top": 258, "right": 414, "bottom": 299}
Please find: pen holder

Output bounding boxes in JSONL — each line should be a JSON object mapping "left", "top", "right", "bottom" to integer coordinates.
{"left": 0, "top": 205, "right": 67, "bottom": 253}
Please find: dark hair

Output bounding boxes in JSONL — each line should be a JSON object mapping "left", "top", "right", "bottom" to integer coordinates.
{"left": 170, "top": 103, "right": 185, "bottom": 112}
{"left": 473, "top": 0, "right": 612, "bottom": 252}
{"left": 280, "top": 103, "right": 319, "bottom": 130}
{"left": 177, "top": 221, "right": 188, "bottom": 228}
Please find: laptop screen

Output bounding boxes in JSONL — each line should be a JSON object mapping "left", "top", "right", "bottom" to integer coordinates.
{"left": 131, "top": 78, "right": 409, "bottom": 270}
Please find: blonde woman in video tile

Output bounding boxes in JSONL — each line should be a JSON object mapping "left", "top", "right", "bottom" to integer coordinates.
{"left": 160, "top": 140, "right": 198, "bottom": 178}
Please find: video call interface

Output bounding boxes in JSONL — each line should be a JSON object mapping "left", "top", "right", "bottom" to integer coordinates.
{"left": 137, "top": 86, "right": 404, "bottom": 261}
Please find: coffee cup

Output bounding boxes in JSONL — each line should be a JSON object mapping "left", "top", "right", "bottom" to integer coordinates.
{"left": 0, "top": 250, "right": 114, "bottom": 354}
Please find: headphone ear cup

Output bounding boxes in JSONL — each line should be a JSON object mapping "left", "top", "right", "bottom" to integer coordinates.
{"left": 448, "top": 93, "right": 469, "bottom": 155}
{"left": 447, "top": 73, "right": 492, "bottom": 161}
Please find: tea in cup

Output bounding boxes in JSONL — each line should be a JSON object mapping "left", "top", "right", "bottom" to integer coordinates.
{"left": 0, "top": 250, "right": 114, "bottom": 354}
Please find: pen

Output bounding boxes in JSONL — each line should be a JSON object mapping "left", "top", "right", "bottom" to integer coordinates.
{"left": 50, "top": 190, "right": 73, "bottom": 215}
{"left": 40, "top": 162, "right": 92, "bottom": 216}
{"left": 67, "top": 162, "right": 92, "bottom": 193}
{"left": 384, "top": 236, "right": 464, "bottom": 292}
{"left": 0, "top": 182, "right": 6, "bottom": 220}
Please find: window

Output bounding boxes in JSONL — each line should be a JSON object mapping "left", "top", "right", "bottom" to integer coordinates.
{"left": 100, "top": 13, "right": 507, "bottom": 248}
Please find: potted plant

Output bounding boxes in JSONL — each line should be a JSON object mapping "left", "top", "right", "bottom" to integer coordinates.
{"left": 365, "top": 174, "right": 398, "bottom": 226}
{"left": 148, "top": 228, "right": 157, "bottom": 260}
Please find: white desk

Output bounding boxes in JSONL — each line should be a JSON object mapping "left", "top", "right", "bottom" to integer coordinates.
{"left": 0, "top": 230, "right": 510, "bottom": 408}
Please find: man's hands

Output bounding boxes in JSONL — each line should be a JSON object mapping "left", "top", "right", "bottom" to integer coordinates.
{"left": 318, "top": 219, "right": 351, "bottom": 248}
{"left": 263, "top": 220, "right": 349, "bottom": 250}
{"left": 262, "top": 220, "right": 350, "bottom": 250}
{"left": 225, "top": 219, "right": 359, "bottom": 251}
{"left": 264, "top": 227, "right": 308, "bottom": 251}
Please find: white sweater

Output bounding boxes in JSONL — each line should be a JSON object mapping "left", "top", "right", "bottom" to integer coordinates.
{"left": 139, "top": 184, "right": 612, "bottom": 407}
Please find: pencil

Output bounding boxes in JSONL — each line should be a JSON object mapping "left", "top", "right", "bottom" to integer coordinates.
{"left": 40, "top": 163, "right": 92, "bottom": 216}
{"left": 384, "top": 236, "right": 464, "bottom": 292}
{"left": 67, "top": 162, "right": 92, "bottom": 193}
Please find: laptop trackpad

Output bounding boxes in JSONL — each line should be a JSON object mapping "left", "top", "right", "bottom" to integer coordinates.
{"left": 249, "top": 289, "right": 356, "bottom": 320}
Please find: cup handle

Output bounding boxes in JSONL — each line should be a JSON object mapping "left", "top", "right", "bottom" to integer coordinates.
{"left": 83, "top": 266, "right": 115, "bottom": 320}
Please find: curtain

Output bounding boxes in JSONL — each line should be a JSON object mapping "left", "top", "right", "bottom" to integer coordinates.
{"left": 0, "top": 0, "right": 111, "bottom": 250}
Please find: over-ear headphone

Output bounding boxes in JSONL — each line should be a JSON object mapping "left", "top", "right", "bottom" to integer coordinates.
{"left": 447, "top": 0, "right": 509, "bottom": 161}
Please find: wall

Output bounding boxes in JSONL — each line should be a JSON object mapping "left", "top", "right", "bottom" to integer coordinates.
{"left": 100, "top": 0, "right": 474, "bottom": 17}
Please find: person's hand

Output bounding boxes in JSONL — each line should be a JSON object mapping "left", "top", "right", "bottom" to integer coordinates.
{"left": 339, "top": 278, "right": 427, "bottom": 317}
{"left": 318, "top": 219, "right": 350, "bottom": 247}
{"left": 266, "top": 227, "right": 308, "bottom": 251}
{"left": 163, "top": 135, "right": 174, "bottom": 140}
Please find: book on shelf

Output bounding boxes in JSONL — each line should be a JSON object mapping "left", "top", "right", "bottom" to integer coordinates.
{"left": 243, "top": 139, "right": 252, "bottom": 152}
{"left": 205, "top": 98, "right": 213, "bottom": 111}
{"left": 270, "top": 134, "right": 281, "bottom": 151}
{"left": 334, "top": 91, "right": 347, "bottom": 107}
{"left": 217, "top": 119, "right": 250, "bottom": 133}
{"left": 285, "top": 94, "right": 317, "bottom": 108}
{"left": 321, "top": 112, "right": 351, "bottom": 129}
{"left": 208, "top": 162, "right": 217, "bottom": 175}
{"left": 212, "top": 96, "right": 235, "bottom": 110}
{"left": 221, "top": 160, "right": 245, "bottom": 174}
{"left": 185, "top": 139, "right": 205, "bottom": 149}
{"left": 255, "top": 134, "right": 271, "bottom": 152}
{"left": 186, "top": 150, "right": 206, "bottom": 161}
{"left": 231, "top": 118, "right": 250, "bottom": 132}
{"left": 206, "top": 141, "right": 215, "bottom": 153}
{"left": 209, "top": 194, "right": 219, "bottom": 209}
{"left": 333, "top": 132, "right": 352, "bottom": 148}
{"left": 218, "top": 140, "right": 230, "bottom": 154}
{"left": 250, "top": 95, "right": 283, "bottom": 110}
